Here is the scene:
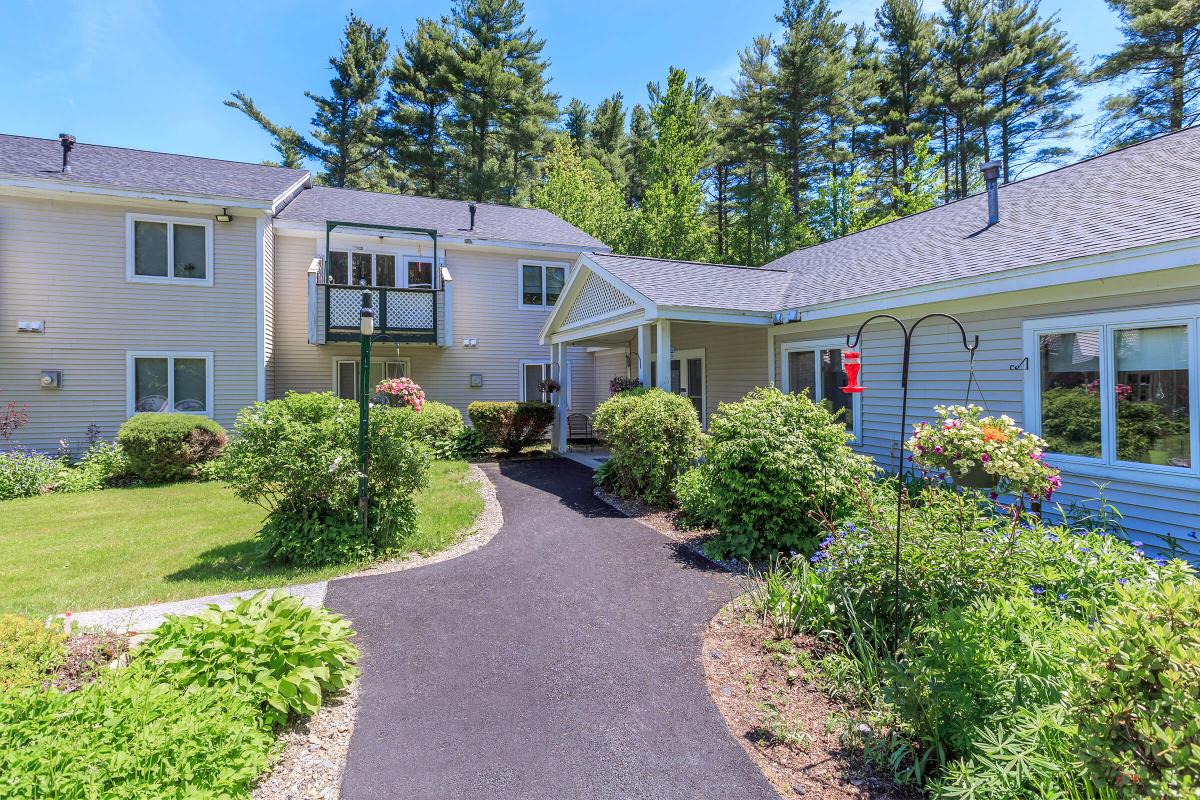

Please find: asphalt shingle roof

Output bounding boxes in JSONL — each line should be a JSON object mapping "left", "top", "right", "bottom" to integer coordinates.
{"left": 0, "top": 134, "right": 308, "bottom": 204}
{"left": 276, "top": 186, "right": 607, "bottom": 249}
{"left": 589, "top": 253, "right": 792, "bottom": 312}
{"left": 768, "top": 126, "right": 1200, "bottom": 308}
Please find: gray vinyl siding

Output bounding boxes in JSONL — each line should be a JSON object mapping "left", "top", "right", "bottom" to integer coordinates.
{"left": 0, "top": 193, "right": 260, "bottom": 453}
{"left": 270, "top": 234, "right": 591, "bottom": 417}
{"left": 772, "top": 281, "right": 1200, "bottom": 556}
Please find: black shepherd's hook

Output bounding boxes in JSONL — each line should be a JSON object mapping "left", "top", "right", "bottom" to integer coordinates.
{"left": 847, "top": 313, "right": 979, "bottom": 653}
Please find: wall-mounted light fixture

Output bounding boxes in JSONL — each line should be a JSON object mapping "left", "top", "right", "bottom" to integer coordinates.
{"left": 215, "top": 208, "right": 233, "bottom": 223}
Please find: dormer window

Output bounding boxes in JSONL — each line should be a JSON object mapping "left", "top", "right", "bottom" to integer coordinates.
{"left": 126, "top": 214, "right": 213, "bottom": 285}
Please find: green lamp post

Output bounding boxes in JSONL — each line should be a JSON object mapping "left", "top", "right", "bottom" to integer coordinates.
{"left": 358, "top": 290, "right": 374, "bottom": 538}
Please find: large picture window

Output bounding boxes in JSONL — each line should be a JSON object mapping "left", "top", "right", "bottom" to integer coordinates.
{"left": 518, "top": 261, "right": 567, "bottom": 309}
{"left": 126, "top": 214, "right": 213, "bottom": 285}
{"left": 781, "top": 341, "right": 860, "bottom": 436}
{"left": 126, "top": 352, "right": 213, "bottom": 417}
{"left": 1027, "top": 308, "right": 1198, "bottom": 475}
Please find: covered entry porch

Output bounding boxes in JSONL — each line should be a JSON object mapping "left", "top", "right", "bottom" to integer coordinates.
{"left": 541, "top": 253, "right": 789, "bottom": 451}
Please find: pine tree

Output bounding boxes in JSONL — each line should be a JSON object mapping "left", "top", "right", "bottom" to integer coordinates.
{"left": 226, "top": 13, "right": 390, "bottom": 188}
{"left": 1094, "top": 0, "right": 1200, "bottom": 150}
{"left": 625, "top": 68, "right": 714, "bottom": 261}
{"left": 590, "top": 93, "right": 630, "bottom": 191}
{"left": 532, "top": 138, "right": 627, "bottom": 247}
{"left": 626, "top": 104, "right": 655, "bottom": 205}
{"left": 563, "top": 99, "right": 591, "bottom": 144}
{"left": 703, "top": 95, "right": 740, "bottom": 261}
{"left": 874, "top": 0, "right": 936, "bottom": 198}
{"left": 443, "top": 0, "right": 558, "bottom": 203}
{"left": 386, "top": 18, "right": 455, "bottom": 196}
{"left": 934, "top": 0, "right": 989, "bottom": 199}
{"left": 730, "top": 36, "right": 785, "bottom": 263}
{"left": 981, "top": 0, "right": 1081, "bottom": 182}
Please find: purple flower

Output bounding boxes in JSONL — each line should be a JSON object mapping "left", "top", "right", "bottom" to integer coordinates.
{"left": 934, "top": 446, "right": 943, "bottom": 455}
{"left": 1132, "top": 540, "right": 1145, "bottom": 548}
{"left": 1117, "top": 578, "right": 1128, "bottom": 586}
{"left": 845, "top": 523, "right": 856, "bottom": 533}
{"left": 810, "top": 552, "right": 826, "bottom": 563}
{"left": 1049, "top": 475, "right": 1062, "bottom": 489}
{"left": 989, "top": 491, "right": 999, "bottom": 500}
{"left": 1057, "top": 593, "right": 1068, "bottom": 601}
{"left": 980, "top": 453, "right": 991, "bottom": 463}
{"left": 1031, "top": 585, "right": 1045, "bottom": 595}
{"left": 1154, "top": 556, "right": 1169, "bottom": 567}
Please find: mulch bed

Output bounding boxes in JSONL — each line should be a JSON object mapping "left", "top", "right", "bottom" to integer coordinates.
{"left": 704, "top": 606, "right": 915, "bottom": 800}
{"left": 45, "top": 631, "right": 132, "bottom": 692}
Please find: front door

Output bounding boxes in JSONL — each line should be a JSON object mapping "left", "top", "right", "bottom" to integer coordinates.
{"left": 651, "top": 348, "right": 706, "bottom": 423}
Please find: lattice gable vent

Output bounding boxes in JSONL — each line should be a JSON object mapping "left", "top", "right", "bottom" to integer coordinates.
{"left": 563, "top": 270, "right": 637, "bottom": 326}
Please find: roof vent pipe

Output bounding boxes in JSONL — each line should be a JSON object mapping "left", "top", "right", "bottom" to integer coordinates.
{"left": 980, "top": 159, "right": 1002, "bottom": 225}
{"left": 468, "top": 202, "right": 476, "bottom": 231}
{"left": 59, "top": 133, "right": 76, "bottom": 173}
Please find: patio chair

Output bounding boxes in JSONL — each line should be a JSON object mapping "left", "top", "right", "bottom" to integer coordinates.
{"left": 566, "top": 413, "right": 596, "bottom": 452}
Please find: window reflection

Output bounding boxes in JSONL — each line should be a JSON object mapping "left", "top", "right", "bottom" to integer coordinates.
{"left": 1114, "top": 326, "right": 1190, "bottom": 467}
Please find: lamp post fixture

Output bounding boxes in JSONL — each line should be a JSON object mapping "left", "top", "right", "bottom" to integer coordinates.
{"left": 358, "top": 290, "right": 374, "bottom": 538}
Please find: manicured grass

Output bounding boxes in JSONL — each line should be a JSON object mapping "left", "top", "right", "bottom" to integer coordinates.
{"left": 0, "top": 460, "right": 483, "bottom": 617}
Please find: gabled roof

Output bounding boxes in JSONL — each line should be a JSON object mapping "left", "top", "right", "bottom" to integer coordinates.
{"left": 275, "top": 186, "right": 607, "bottom": 250}
{"left": 587, "top": 253, "right": 792, "bottom": 312}
{"left": 769, "top": 126, "right": 1200, "bottom": 308}
{"left": 0, "top": 133, "right": 309, "bottom": 205}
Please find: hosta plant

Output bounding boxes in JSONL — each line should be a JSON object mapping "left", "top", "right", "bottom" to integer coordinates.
{"left": 909, "top": 404, "right": 1061, "bottom": 500}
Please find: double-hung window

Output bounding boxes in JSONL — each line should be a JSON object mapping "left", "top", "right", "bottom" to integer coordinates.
{"left": 334, "top": 359, "right": 410, "bottom": 400}
{"left": 126, "top": 214, "right": 213, "bottom": 285}
{"left": 1026, "top": 307, "right": 1199, "bottom": 476}
{"left": 781, "top": 341, "right": 860, "bottom": 437}
{"left": 127, "top": 352, "right": 213, "bottom": 416}
{"left": 519, "top": 261, "right": 567, "bottom": 309}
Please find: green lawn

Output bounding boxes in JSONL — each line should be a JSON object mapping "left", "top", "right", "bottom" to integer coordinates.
{"left": 0, "top": 460, "right": 483, "bottom": 617}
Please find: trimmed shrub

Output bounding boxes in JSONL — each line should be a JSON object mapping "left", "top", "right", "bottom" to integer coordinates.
{"left": 688, "top": 387, "right": 876, "bottom": 562}
{"left": 592, "top": 388, "right": 702, "bottom": 506}
{"left": 0, "top": 448, "right": 66, "bottom": 500}
{"left": 1073, "top": 580, "right": 1200, "bottom": 797}
{"left": 215, "top": 392, "right": 430, "bottom": 566}
{"left": 416, "top": 401, "right": 466, "bottom": 451}
{"left": 467, "top": 401, "right": 555, "bottom": 455}
{"left": 0, "top": 667, "right": 274, "bottom": 798}
{"left": 139, "top": 591, "right": 359, "bottom": 728}
{"left": 0, "top": 614, "right": 65, "bottom": 691}
{"left": 116, "top": 413, "right": 226, "bottom": 482}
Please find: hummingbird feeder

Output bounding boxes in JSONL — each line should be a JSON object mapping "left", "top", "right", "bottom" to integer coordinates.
{"left": 841, "top": 350, "right": 865, "bottom": 394}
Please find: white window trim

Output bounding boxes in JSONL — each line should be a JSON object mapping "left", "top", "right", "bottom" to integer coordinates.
{"left": 328, "top": 250, "right": 438, "bottom": 290}
{"left": 331, "top": 356, "right": 412, "bottom": 399}
{"left": 403, "top": 255, "right": 437, "bottom": 290}
{"left": 1023, "top": 304, "right": 1200, "bottom": 487}
{"left": 780, "top": 339, "right": 863, "bottom": 440}
{"left": 517, "top": 259, "right": 570, "bottom": 310}
{"left": 647, "top": 348, "right": 707, "bottom": 424}
{"left": 125, "top": 213, "right": 215, "bottom": 286}
{"left": 125, "top": 351, "right": 214, "bottom": 418}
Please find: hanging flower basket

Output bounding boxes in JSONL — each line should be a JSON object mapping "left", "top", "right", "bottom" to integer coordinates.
{"left": 373, "top": 377, "right": 425, "bottom": 412}
{"left": 537, "top": 378, "right": 561, "bottom": 397}
{"left": 908, "top": 404, "right": 1062, "bottom": 500}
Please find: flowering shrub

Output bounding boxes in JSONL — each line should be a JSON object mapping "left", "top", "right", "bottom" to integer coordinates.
{"left": 0, "top": 402, "right": 29, "bottom": 440}
{"left": 909, "top": 404, "right": 1061, "bottom": 499}
{"left": 609, "top": 376, "right": 642, "bottom": 395}
{"left": 0, "top": 448, "right": 67, "bottom": 500}
{"left": 374, "top": 377, "right": 425, "bottom": 412}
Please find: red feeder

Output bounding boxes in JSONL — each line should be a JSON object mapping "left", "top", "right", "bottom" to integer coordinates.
{"left": 842, "top": 350, "right": 865, "bottom": 394}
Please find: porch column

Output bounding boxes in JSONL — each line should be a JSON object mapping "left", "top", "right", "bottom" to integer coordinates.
{"left": 656, "top": 319, "right": 672, "bottom": 391}
{"left": 637, "top": 323, "right": 652, "bottom": 386}
{"left": 553, "top": 342, "right": 568, "bottom": 452}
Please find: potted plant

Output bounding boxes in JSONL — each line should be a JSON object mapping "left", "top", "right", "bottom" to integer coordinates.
{"left": 609, "top": 376, "right": 642, "bottom": 395}
{"left": 373, "top": 377, "right": 425, "bottom": 411}
{"left": 537, "top": 378, "right": 562, "bottom": 399}
{"left": 909, "top": 404, "right": 1062, "bottom": 500}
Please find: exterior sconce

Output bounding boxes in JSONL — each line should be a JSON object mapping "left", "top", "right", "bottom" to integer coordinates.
{"left": 841, "top": 350, "right": 865, "bottom": 394}
{"left": 215, "top": 208, "right": 233, "bottom": 223}
{"left": 360, "top": 291, "right": 375, "bottom": 337}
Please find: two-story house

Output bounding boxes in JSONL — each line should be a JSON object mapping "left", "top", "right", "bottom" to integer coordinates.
{"left": 0, "top": 133, "right": 607, "bottom": 452}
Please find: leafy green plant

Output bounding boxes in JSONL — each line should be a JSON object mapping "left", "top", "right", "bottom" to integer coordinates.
{"left": 467, "top": 401, "right": 555, "bottom": 455}
{"left": 214, "top": 392, "right": 430, "bottom": 566}
{"left": 1072, "top": 580, "right": 1200, "bottom": 798}
{"left": 0, "top": 448, "right": 66, "bottom": 500}
{"left": 672, "top": 465, "right": 717, "bottom": 528}
{"left": 116, "top": 413, "right": 227, "bottom": 483}
{"left": 0, "top": 614, "right": 65, "bottom": 690}
{"left": 591, "top": 388, "right": 702, "bottom": 505}
{"left": 688, "top": 387, "right": 876, "bottom": 562}
{"left": 57, "top": 440, "right": 130, "bottom": 493}
{"left": 416, "top": 401, "right": 465, "bottom": 452}
{"left": 434, "top": 426, "right": 486, "bottom": 460}
{"left": 0, "top": 665, "right": 274, "bottom": 799}
{"left": 139, "top": 591, "right": 359, "bottom": 728}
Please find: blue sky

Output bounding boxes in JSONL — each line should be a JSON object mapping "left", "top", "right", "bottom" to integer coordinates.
{"left": 0, "top": 0, "right": 1121, "bottom": 166}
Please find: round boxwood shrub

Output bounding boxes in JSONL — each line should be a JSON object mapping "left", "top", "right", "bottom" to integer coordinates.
{"left": 115, "top": 414, "right": 226, "bottom": 483}
{"left": 416, "top": 401, "right": 465, "bottom": 450}
{"left": 1072, "top": 579, "right": 1200, "bottom": 798}
{"left": 592, "top": 388, "right": 702, "bottom": 506}
{"left": 685, "top": 386, "right": 875, "bottom": 562}
{"left": 467, "top": 401, "right": 555, "bottom": 455}
{"left": 214, "top": 392, "right": 430, "bottom": 566}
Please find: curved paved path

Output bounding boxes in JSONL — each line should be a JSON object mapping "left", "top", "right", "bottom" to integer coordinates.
{"left": 325, "top": 458, "right": 778, "bottom": 800}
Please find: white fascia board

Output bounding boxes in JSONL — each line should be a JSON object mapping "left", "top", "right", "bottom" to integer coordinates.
{"left": 649, "top": 306, "right": 774, "bottom": 325}
{"left": 775, "top": 236, "right": 1200, "bottom": 330}
{"left": 546, "top": 310, "right": 647, "bottom": 345}
{"left": 0, "top": 176, "right": 274, "bottom": 210}
{"left": 270, "top": 218, "right": 609, "bottom": 255}
{"left": 269, "top": 174, "right": 313, "bottom": 214}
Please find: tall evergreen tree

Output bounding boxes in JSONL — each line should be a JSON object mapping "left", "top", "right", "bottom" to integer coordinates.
{"left": 563, "top": 99, "right": 591, "bottom": 144}
{"left": 443, "top": 0, "right": 558, "bottom": 203}
{"left": 981, "top": 0, "right": 1081, "bottom": 182}
{"left": 227, "top": 13, "right": 390, "bottom": 188}
{"left": 626, "top": 104, "right": 655, "bottom": 204}
{"left": 590, "top": 93, "right": 630, "bottom": 190}
{"left": 874, "top": 0, "right": 936, "bottom": 198}
{"left": 386, "top": 18, "right": 455, "bottom": 196}
{"left": 730, "top": 36, "right": 786, "bottom": 263}
{"left": 1094, "top": 0, "right": 1200, "bottom": 149}
{"left": 934, "top": 0, "right": 989, "bottom": 199}
{"left": 703, "top": 95, "right": 740, "bottom": 261}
